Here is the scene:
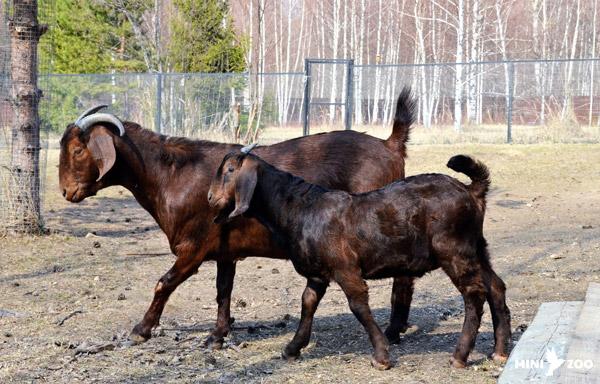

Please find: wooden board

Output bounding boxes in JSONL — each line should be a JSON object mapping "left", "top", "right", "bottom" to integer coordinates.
{"left": 558, "top": 283, "right": 600, "bottom": 384}
{"left": 498, "top": 301, "right": 583, "bottom": 384}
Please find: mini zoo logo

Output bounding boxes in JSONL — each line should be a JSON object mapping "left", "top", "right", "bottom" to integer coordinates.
{"left": 514, "top": 348, "right": 594, "bottom": 377}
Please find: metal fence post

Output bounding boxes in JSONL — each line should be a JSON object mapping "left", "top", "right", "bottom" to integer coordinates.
{"left": 507, "top": 63, "right": 514, "bottom": 143}
{"left": 155, "top": 72, "right": 162, "bottom": 133}
{"left": 345, "top": 59, "right": 354, "bottom": 130}
{"left": 302, "top": 59, "right": 311, "bottom": 136}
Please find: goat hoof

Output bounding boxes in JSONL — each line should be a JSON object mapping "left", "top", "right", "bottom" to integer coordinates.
{"left": 449, "top": 356, "right": 467, "bottom": 369}
{"left": 384, "top": 329, "right": 402, "bottom": 344}
{"left": 202, "top": 335, "right": 224, "bottom": 350}
{"left": 129, "top": 324, "right": 151, "bottom": 345}
{"left": 282, "top": 349, "right": 301, "bottom": 362}
{"left": 128, "top": 332, "right": 149, "bottom": 345}
{"left": 491, "top": 353, "right": 508, "bottom": 364}
{"left": 371, "top": 357, "right": 392, "bottom": 370}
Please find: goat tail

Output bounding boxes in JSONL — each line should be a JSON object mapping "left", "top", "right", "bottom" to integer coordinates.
{"left": 446, "top": 155, "right": 490, "bottom": 210}
{"left": 385, "top": 86, "right": 416, "bottom": 154}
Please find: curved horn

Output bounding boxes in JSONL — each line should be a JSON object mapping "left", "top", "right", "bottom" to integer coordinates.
{"left": 240, "top": 143, "right": 258, "bottom": 154}
{"left": 75, "top": 105, "right": 108, "bottom": 124}
{"left": 76, "top": 113, "right": 125, "bottom": 137}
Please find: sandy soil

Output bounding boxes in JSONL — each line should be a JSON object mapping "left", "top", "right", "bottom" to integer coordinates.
{"left": 1, "top": 143, "right": 600, "bottom": 383}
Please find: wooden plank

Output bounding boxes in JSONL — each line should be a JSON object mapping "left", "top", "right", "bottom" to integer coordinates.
{"left": 558, "top": 283, "right": 600, "bottom": 384}
{"left": 498, "top": 301, "right": 582, "bottom": 384}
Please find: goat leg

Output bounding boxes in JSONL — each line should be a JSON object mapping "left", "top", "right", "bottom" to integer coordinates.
{"left": 282, "top": 278, "right": 328, "bottom": 361}
{"left": 130, "top": 256, "right": 200, "bottom": 344}
{"left": 336, "top": 272, "right": 391, "bottom": 370}
{"left": 448, "top": 277, "right": 486, "bottom": 368}
{"left": 385, "top": 276, "right": 415, "bottom": 343}
{"left": 483, "top": 268, "right": 511, "bottom": 363}
{"left": 203, "top": 260, "right": 237, "bottom": 349}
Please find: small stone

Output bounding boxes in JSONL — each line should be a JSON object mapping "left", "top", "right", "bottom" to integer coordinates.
{"left": 93, "top": 241, "right": 101, "bottom": 249}
{"left": 4, "top": 332, "right": 12, "bottom": 337}
{"left": 582, "top": 225, "right": 593, "bottom": 229}
{"left": 93, "top": 276, "right": 100, "bottom": 281}
{"left": 117, "top": 293, "right": 126, "bottom": 301}
{"left": 12, "top": 282, "right": 19, "bottom": 287}
{"left": 271, "top": 268, "right": 280, "bottom": 274}
{"left": 125, "top": 218, "right": 131, "bottom": 223}
{"left": 516, "top": 324, "right": 528, "bottom": 332}
{"left": 257, "top": 265, "right": 262, "bottom": 269}
{"left": 550, "top": 254, "right": 564, "bottom": 260}
{"left": 235, "top": 299, "right": 247, "bottom": 308}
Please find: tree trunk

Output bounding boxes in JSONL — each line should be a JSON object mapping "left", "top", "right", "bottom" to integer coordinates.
{"left": 454, "top": 0, "right": 464, "bottom": 132}
{"left": 7, "top": 0, "right": 47, "bottom": 233}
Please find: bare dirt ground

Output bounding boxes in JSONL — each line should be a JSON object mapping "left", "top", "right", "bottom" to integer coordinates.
{"left": 1, "top": 143, "right": 600, "bottom": 383}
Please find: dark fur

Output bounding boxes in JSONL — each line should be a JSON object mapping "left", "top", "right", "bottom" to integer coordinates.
{"left": 58, "top": 89, "right": 418, "bottom": 348}
{"left": 209, "top": 153, "right": 511, "bottom": 369}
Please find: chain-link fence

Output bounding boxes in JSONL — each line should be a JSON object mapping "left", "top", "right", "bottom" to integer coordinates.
{"left": 355, "top": 59, "right": 600, "bottom": 144}
{"left": 1, "top": 0, "right": 52, "bottom": 234}
{"left": 40, "top": 58, "right": 600, "bottom": 147}
{"left": 3, "top": 53, "right": 600, "bottom": 233}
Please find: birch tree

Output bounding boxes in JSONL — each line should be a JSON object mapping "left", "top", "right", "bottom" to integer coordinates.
{"left": 454, "top": 0, "right": 465, "bottom": 132}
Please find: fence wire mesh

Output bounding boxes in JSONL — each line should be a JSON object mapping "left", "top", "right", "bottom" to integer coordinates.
{"left": 2, "top": 49, "right": 600, "bottom": 233}
{"left": 1, "top": 0, "right": 52, "bottom": 234}
{"left": 355, "top": 60, "right": 600, "bottom": 143}
{"left": 40, "top": 59, "right": 600, "bottom": 148}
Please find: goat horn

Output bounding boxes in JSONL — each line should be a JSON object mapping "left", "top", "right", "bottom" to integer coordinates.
{"left": 241, "top": 143, "right": 258, "bottom": 154}
{"left": 76, "top": 113, "right": 125, "bottom": 137}
{"left": 75, "top": 105, "right": 108, "bottom": 124}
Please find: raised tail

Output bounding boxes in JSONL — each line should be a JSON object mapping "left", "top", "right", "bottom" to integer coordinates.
{"left": 447, "top": 155, "right": 490, "bottom": 211}
{"left": 385, "top": 86, "right": 416, "bottom": 154}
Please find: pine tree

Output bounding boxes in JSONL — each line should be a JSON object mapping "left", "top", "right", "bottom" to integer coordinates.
{"left": 168, "top": 0, "right": 245, "bottom": 73}
{"left": 40, "top": 0, "right": 147, "bottom": 74}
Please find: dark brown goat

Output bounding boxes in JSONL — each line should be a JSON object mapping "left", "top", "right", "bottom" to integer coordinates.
{"left": 208, "top": 152, "right": 511, "bottom": 369}
{"left": 58, "top": 88, "right": 418, "bottom": 348}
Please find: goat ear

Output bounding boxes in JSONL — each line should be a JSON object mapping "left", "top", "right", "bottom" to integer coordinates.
{"left": 228, "top": 162, "right": 257, "bottom": 219}
{"left": 87, "top": 127, "right": 117, "bottom": 182}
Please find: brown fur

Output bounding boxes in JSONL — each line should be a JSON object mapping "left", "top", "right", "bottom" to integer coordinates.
{"left": 209, "top": 153, "right": 511, "bottom": 368}
{"left": 58, "top": 89, "right": 419, "bottom": 348}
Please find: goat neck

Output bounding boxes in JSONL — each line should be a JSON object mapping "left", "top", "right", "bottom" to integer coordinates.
{"left": 249, "top": 159, "right": 328, "bottom": 241}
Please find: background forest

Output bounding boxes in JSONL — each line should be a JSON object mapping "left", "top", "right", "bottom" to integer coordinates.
{"left": 41, "top": 0, "right": 598, "bottom": 74}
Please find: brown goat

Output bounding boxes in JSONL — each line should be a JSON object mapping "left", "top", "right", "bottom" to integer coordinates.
{"left": 58, "top": 88, "right": 418, "bottom": 347}
{"left": 208, "top": 152, "right": 511, "bottom": 369}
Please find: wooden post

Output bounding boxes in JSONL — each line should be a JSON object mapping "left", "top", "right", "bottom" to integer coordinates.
{"left": 7, "top": 0, "right": 47, "bottom": 233}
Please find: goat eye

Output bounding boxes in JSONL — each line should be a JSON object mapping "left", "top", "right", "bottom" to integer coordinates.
{"left": 227, "top": 166, "right": 234, "bottom": 173}
{"left": 73, "top": 148, "right": 83, "bottom": 156}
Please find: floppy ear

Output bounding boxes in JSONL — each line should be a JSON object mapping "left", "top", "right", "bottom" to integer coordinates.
{"left": 228, "top": 161, "right": 257, "bottom": 219}
{"left": 87, "top": 127, "right": 117, "bottom": 182}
